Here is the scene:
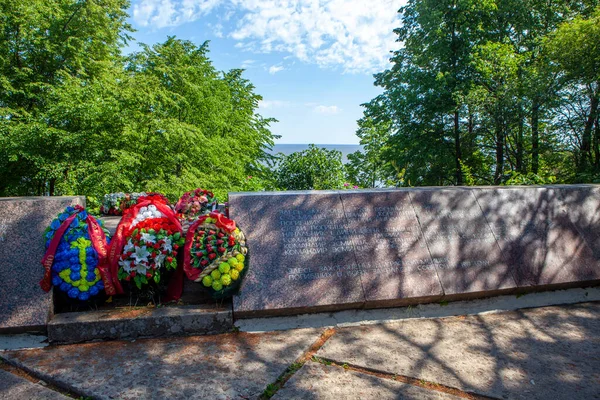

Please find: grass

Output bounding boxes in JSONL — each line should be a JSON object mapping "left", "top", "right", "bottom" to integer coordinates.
{"left": 260, "top": 361, "right": 307, "bottom": 399}
{"left": 311, "top": 356, "right": 332, "bottom": 365}
{"left": 262, "top": 383, "right": 278, "bottom": 399}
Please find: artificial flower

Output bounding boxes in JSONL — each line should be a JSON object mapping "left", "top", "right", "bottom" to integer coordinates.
{"left": 43, "top": 207, "right": 109, "bottom": 301}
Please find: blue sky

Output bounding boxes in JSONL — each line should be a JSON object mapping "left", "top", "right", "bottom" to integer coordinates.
{"left": 126, "top": 0, "right": 406, "bottom": 144}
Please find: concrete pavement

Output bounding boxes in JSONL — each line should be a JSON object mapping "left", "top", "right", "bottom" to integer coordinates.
{"left": 1, "top": 301, "right": 599, "bottom": 399}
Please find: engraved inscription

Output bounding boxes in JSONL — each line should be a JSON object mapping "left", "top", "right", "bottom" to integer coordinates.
{"left": 278, "top": 209, "right": 355, "bottom": 281}
{"left": 286, "top": 264, "right": 362, "bottom": 281}
{"left": 276, "top": 202, "right": 432, "bottom": 281}
{"left": 279, "top": 209, "right": 353, "bottom": 256}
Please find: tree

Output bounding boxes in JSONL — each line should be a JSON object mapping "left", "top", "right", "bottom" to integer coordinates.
{"left": 0, "top": 0, "right": 132, "bottom": 195}
{"left": 79, "top": 38, "right": 277, "bottom": 200}
{"left": 0, "top": 1, "right": 277, "bottom": 200}
{"left": 355, "top": 0, "right": 598, "bottom": 187}
{"left": 546, "top": 6, "right": 600, "bottom": 174}
{"left": 470, "top": 42, "right": 523, "bottom": 184}
{"left": 364, "top": 0, "right": 497, "bottom": 187}
{"left": 275, "top": 145, "right": 345, "bottom": 190}
{"left": 346, "top": 114, "right": 393, "bottom": 188}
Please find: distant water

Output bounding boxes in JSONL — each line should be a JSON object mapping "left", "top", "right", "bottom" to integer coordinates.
{"left": 269, "top": 144, "right": 363, "bottom": 163}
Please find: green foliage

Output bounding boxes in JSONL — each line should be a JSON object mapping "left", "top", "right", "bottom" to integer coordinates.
{"left": 545, "top": 6, "right": 600, "bottom": 173}
{"left": 0, "top": 1, "right": 276, "bottom": 199}
{"left": 354, "top": 0, "right": 600, "bottom": 187}
{"left": 504, "top": 172, "right": 557, "bottom": 185}
{"left": 459, "top": 160, "right": 476, "bottom": 186}
{"left": 546, "top": 8, "right": 600, "bottom": 83}
{"left": 275, "top": 145, "right": 345, "bottom": 190}
{"left": 345, "top": 115, "right": 393, "bottom": 188}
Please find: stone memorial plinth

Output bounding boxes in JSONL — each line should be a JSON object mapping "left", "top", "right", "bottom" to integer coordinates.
{"left": 411, "top": 188, "right": 517, "bottom": 297}
{"left": 229, "top": 186, "right": 600, "bottom": 318}
{"left": 340, "top": 190, "right": 443, "bottom": 307}
{"left": 0, "top": 196, "right": 85, "bottom": 332}
{"left": 228, "top": 192, "right": 365, "bottom": 317}
{"left": 474, "top": 187, "right": 600, "bottom": 288}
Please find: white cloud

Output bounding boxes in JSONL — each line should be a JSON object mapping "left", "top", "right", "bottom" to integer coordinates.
{"left": 132, "top": 0, "right": 221, "bottom": 28}
{"left": 131, "top": 0, "right": 406, "bottom": 73}
{"left": 268, "top": 65, "right": 285, "bottom": 74}
{"left": 241, "top": 59, "right": 256, "bottom": 68}
{"left": 314, "top": 105, "right": 341, "bottom": 115}
{"left": 213, "top": 22, "right": 224, "bottom": 37}
{"left": 258, "top": 100, "right": 290, "bottom": 109}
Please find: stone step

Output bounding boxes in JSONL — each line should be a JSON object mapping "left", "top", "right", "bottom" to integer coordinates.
{"left": 48, "top": 303, "right": 232, "bottom": 344}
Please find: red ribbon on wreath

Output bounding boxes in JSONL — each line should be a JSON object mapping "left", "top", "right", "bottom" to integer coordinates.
{"left": 40, "top": 206, "right": 112, "bottom": 294}
{"left": 107, "top": 199, "right": 184, "bottom": 301}
{"left": 183, "top": 212, "right": 236, "bottom": 281}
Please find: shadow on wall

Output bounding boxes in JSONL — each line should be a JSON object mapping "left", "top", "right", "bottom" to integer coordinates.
{"left": 231, "top": 185, "right": 600, "bottom": 315}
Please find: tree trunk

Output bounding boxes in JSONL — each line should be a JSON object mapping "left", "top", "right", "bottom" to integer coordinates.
{"left": 454, "top": 110, "right": 462, "bottom": 185}
{"left": 516, "top": 104, "right": 524, "bottom": 173}
{"left": 580, "top": 86, "right": 599, "bottom": 172}
{"left": 468, "top": 111, "right": 474, "bottom": 140}
{"left": 531, "top": 101, "right": 540, "bottom": 174}
{"left": 494, "top": 117, "right": 504, "bottom": 185}
{"left": 49, "top": 178, "right": 56, "bottom": 196}
{"left": 594, "top": 115, "right": 600, "bottom": 172}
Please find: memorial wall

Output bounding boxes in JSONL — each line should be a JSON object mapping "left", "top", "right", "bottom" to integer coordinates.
{"left": 229, "top": 186, "right": 600, "bottom": 317}
{"left": 2, "top": 186, "right": 599, "bottom": 329}
{"left": 0, "top": 196, "right": 85, "bottom": 331}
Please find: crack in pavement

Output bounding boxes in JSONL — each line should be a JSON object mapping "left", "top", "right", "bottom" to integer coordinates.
{"left": 259, "top": 328, "right": 337, "bottom": 399}
{"left": 310, "top": 356, "right": 501, "bottom": 400}
{"left": 0, "top": 356, "right": 78, "bottom": 399}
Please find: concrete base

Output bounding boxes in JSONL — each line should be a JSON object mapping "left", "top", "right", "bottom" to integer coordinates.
{"left": 236, "top": 286, "right": 600, "bottom": 332}
{"left": 0, "top": 334, "right": 48, "bottom": 351}
{"left": 48, "top": 304, "right": 232, "bottom": 343}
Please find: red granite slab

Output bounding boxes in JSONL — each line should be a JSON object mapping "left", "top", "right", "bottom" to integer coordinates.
{"left": 339, "top": 190, "right": 443, "bottom": 307}
{"left": 474, "top": 187, "right": 600, "bottom": 288}
{"left": 0, "top": 196, "right": 85, "bottom": 332}
{"left": 228, "top": 192, "right": 365, "bottom": 317}
{"left": 410, "top": 188, "right": 517, "bottom": 297}
{"left": 558, "top": 185, "right": 600, "bottom": 261}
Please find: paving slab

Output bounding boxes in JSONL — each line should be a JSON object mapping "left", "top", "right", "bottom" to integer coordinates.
{"left": 0, "top": 196, "right": 85, "bottom": 332}
{"left": 2, "top": 328, "right": 324, "bottom": 400}
{"left": 273, "top": 362, "right": 461, "bottom": 400}
{"left": 229, "top": 192, "right": 365, "bottom": 317}
{"left": 0, "top": 368, "right": 68, "bottom": 400}
{"left": 0, "top": 334, "right": 48, "bottom": 351}
{"left": 317, "top": 302, "right": 600, "bottom": 400}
